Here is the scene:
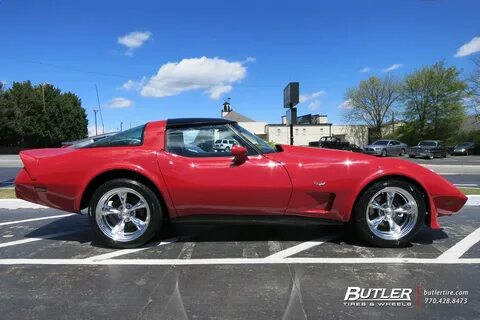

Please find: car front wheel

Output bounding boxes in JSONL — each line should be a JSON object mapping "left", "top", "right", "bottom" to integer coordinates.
{"left": 89, "top": 178, "right": 163, "bottom": 248}
{"left": 352, "top": 179, "right": 425, "bottom": 247}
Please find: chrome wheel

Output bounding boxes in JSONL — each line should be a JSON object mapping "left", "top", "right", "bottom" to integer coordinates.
{"left": 366, "top": 187, "right": 418, "bottom": 240}
{"left": 95, "top": 187, "right": 150, "bottom": 242}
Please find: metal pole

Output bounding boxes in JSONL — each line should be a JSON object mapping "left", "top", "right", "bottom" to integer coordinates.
{"left": 93, "top": 110, "right": 98, "bottom": 136}
{"left": 392, "top": 111, "right": 395, "bottom": 135}
{"left": 95, "top": 85, "right": 105, "bottom": 134}
{"left": 120, "top": 122, "right": 123, "bottom": 132}
{"left": 289, "top": 104, "right": 294, "bottom": 145}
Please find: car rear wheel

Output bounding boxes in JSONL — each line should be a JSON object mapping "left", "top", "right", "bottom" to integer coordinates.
{"left": 89, "top": 179, "right": 162, "bottom": 248}
{"left": 352, "top": 179, "right": 425, "bottom": 247}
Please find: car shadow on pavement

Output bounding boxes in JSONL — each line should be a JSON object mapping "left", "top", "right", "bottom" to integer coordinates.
{"left": 21, "top": 216, "right": 450, "bottom": 250}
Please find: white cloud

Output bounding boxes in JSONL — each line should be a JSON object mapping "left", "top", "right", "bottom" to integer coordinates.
{"left": 359, "top": 67, "right": 370, "bottom": 73}
{"left": 207, "top": 84, "right": 233, "bottom": 100}
{"left": 244, "top": 56, "right": 256, "bottom": 63}
{"left": 105, "top": 97, "right": 133, "bottom": 108}
{"left": 455, "top": 36, "right": 480, "bottom": 57}
{"left": 117, "top": 31, "right": 152, "bottom": 55}
{"left": 121, "top": 78, "right": 146, "bottom": 91}
{"left": 298, "top": 90, "right": 325, "bottom": 112}
{"left": 299, "top": 91, "right": 325, "bottom": 103}
{"left": 88, "top": 125, "right": 117, "bottom": 137}
{"left": 308, "top": 100, "right": 321, "bottom": 111}
{"left": 338, "top": 99, "right": 353, "bottom": 110}
{"left": 381, "top": 64, "right": 403, "bottom": 72}
{"left": 129, "top": 56, "right": 247, "bottom": 100}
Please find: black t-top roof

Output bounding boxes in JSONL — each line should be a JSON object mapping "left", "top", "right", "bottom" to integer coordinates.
{"left": 166, "top": 118, "right": 236, "bottom": 128}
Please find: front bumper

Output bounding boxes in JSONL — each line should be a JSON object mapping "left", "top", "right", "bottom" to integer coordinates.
{"left": 364, "top": 148, "right": 382, "bottom": 155}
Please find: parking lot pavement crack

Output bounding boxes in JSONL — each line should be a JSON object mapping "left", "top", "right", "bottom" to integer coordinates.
{"left": 282, "top": 264, "right": 308, "bottom": 320}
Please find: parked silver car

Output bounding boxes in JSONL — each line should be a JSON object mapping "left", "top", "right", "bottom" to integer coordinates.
{"left": 364, "top": 139, "right": 408, "bottom": 157}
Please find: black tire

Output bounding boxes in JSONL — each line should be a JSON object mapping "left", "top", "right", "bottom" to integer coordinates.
{"left": 427, "top": 153, "right": 434, "bottom": 160}
{"left": 89, "top": 178, "right": 163, "bottom": 248}
{"left": 408, "top": 155, "right": 415, "bottom": 158}
{"left": 351, "top": 179, "right": 426, "bottom": 247}
{"left": 225, "top": 147, "right": 231, "bottom": 152}
{"left": 400, "top": 148, "right": 405, "bottom": 156}
{"left": 381, "top": 149, "right": 387, "bottom": 157}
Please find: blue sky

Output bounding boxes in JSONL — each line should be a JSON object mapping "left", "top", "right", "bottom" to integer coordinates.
{"left": 1, "top": 0, "right": 479, "bottom": 134}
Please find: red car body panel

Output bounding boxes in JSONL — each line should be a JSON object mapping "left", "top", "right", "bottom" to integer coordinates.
{"left": 15, "top": 120, "right": 467, "bottom": 229}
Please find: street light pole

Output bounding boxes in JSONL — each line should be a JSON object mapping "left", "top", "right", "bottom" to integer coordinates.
{"left": 93, "top": 110, "right": 98, "bottom": 136}
{"left": 120, "top": 122, "right": 123, "bottom": 132}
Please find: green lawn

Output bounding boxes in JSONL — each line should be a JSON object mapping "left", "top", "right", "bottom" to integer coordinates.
{"left": 0, "top": 189, "right": 15, "bottom": 199}
{"left": 458, "top": 187, "right": 480, "bottom": 195}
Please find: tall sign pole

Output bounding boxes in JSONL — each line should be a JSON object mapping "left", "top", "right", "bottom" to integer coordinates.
{"left": 283, "top": 82, "right": 299, "bottom": 145}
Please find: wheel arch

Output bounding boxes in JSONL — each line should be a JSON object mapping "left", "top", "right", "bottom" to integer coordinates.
{"left": 350, "top": 174, "right": 431, "bottom": 225}
{"left": 80, "top": 169, "right": 170, "bottom": 220}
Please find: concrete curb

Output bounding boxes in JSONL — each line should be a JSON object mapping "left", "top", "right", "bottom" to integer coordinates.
{"left": 465, "top": 195, "right": 480, "bottom": 207}
{"left": 1, "top": 197, "right": 479, "bottom": 210}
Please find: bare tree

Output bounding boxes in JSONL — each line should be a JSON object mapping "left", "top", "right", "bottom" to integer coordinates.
{"left": 343, "top": 76, "right": 401, "bottom": 140}
{"left": 468, "top": 57, "right": 480, "bottom": 122}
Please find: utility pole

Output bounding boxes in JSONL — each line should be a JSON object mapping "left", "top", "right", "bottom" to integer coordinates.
{"left": 93, "top": 110, "right": 98, "bottom": 136}
{"left": 120, "top": 122, "right": 123, "bottom": 132}
{"left": 95, "top": 85, "right": 105, "bottom": 134}
{"left": 392, "top": 110, "right": 395, "bottom": 136}
{"left": 41, "top": 83, "right": 46, "bottom": 113}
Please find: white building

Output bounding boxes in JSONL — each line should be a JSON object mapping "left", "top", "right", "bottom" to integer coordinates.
{"left": 220, "top": 102, "right": 369, "bottom": 147}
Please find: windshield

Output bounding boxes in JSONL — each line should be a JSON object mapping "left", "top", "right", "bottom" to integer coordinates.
{"left": 233, "top": 124, "right": 276, "bottom": 154}
{"left": 457, "top": 143, "right": 472, "bottom": 147}
{"left": 372, "top": 140, "right": 388, "bottom": 145}
{"left": 419, "top": 141, "right": 437, "bottom": 147}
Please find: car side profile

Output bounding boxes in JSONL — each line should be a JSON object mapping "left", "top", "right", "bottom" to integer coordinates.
{"left": 364, "top": 140, "right": 407, "bottom": 157}
{"left": 15, "top": 118, "right": 467, "bottom": 249}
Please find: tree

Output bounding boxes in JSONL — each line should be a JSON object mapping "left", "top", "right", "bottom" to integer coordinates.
{"left": 467, "top": 57, "right": 480, "bottom": 121}
{"left": 343, "top": 76, "right": 401, "bottom": 140}
{"left": 400, "top": 62, "right": 467, "bottom": 143}
{"left": 0, "top": 81, "right": 88, "bottom": 147}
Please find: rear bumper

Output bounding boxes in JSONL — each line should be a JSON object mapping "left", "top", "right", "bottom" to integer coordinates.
{"left": 15, "top": 169, "right": 77, "bottom": 213}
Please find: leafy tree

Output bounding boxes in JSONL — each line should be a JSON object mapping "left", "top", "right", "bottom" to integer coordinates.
{"left": 0, "top": 81, "right": 88, "bottom": 147}
{"left": 399, "top": 62, "right": 467, "bottom": 143}
{"left": 343, "top": 76, "right": 401, "bottom": 141}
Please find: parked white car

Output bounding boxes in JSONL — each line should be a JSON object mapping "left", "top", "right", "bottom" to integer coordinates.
{"left": 213, "top": 139, "right": 238, "bottom": 152}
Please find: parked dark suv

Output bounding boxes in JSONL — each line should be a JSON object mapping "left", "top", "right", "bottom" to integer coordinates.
{"left": 407, "top": 140, "right": 448, "bottom": 159}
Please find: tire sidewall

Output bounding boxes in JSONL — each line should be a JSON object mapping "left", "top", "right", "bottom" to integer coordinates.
{"left": 89, "top": 178, "right": 162, "bottom": 248}
{"left": 352, "top": 179, "right": 426, "bottom": 247}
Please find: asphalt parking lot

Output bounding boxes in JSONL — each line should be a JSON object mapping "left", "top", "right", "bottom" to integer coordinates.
{"left": 0, "top": 200, "right": 479, "bottom": 319}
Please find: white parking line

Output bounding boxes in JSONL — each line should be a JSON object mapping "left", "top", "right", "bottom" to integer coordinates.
{"left": 0, "top": 214, "right": 76, "bottom": 226}
{"left": 265, "top": 234, "right": 338, "bottom": 260}
{"left": 84, "top": 237, "right": 180, "bottom": 261}
{"left": 437, "top": 227, "right": 480, "bottom": 260}
{"left": 0, "top": 199, "right": 47, "bottom": 209}
{"left": 454, "top": 184, "right": 479, "bottom": 187}
{"left": 0, "top": 257, "right": 478, "bottom": 265}
{"left": 0, "top": 229, "right": 87, "bottom": 248}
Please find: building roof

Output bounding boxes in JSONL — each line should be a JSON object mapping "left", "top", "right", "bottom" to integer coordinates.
{"left": 223, "top": 111, "right": 255, "bottom": 122}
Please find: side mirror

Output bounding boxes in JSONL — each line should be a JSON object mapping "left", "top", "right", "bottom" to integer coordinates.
{"left": 231, "top": 145, "right": 248, "bottom": 164}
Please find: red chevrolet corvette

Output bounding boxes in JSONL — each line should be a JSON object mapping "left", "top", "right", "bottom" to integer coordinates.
{"left": 15, "top": 118, "right": 467, "bottom": 248}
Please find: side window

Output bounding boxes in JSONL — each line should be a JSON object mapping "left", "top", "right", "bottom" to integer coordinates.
{"left": 87, "top": 125, "right": 145, "bottom": 148}
{"left": 165, "top": 124, "right": 253, "bottom": 157}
